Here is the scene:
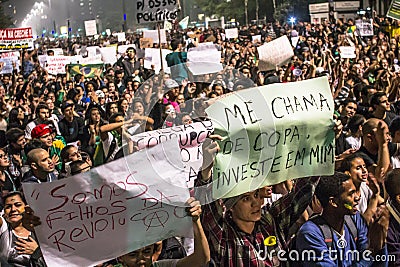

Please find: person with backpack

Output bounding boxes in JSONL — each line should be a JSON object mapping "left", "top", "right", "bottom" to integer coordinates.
{"left": 296, "top": 172, "right": 389, "bottom": 266}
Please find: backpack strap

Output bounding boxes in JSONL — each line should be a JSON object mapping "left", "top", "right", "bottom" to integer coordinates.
{"left": 310, "top": 215, "right": 333, "bottom": 249}
{"left": 344, "top": 215, "right": 358, "bottom": 242}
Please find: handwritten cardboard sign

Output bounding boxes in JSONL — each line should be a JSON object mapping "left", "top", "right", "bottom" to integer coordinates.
{"left": 136, "top": 0, "right": 178, "bottom": 24}
{"left": 140, "top": 37, "right": 154, "bottom": 48}
{"left": 206, "top": 77, "right": 335, "bottom": 199}
{"left": 130, "top": 121, "right": 214, "bottom": 188}
{"left": 257, "top": 35, "right": 294, "bottom": 71}
{"left": 22, "top": 139, "right": 192, "bottom": 267}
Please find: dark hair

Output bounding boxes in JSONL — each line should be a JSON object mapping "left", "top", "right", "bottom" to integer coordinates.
{"left": 385, "top": 169, "right": 400, "bottom": 199}
{"left": 315, "top": 172, "right": 352, "bottom": 207}
{"left": 8, "top": 107, "right": 25, "bottom": 128}
{"left": 70, "top": 160, "right": 89, "bottom": 176}
{"left": 370, "top": 92, "right": 387, "bottom": 108}
{"left": 2, "top": 191, "right": 26, "bottom": 205}
{"left": 170, "top": 39, "right": 182, "bottom": 51}
{"left": 6, "top": 128, "right": 25, "bottom": 143}
{"left": 105, "top": 102, "right": 118, "bottom": 119}
{"left": 389, "top": 117, "right": 400, "bottom": 136}
{"left": 24, "top": 139, "right": 45, "bottom": 155}
{"left": 347, "top": 114, "right": 365, "bottom": 134}
{"left": 338, "top": 154, "right": 365, "bottom": 173}
{"left": 109, "top": 112, "right": 124, "bottom": 123}
{"left": 35, "top": 104, "right": 49, "bottom": 116}
{"left": 60, "top": 145, "right": 76, "bottom": 163}
{"left": 342, "top": 99, "right": 357, "bottom": 109}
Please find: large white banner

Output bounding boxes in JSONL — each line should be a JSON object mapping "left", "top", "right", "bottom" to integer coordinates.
{"left": 22, "top": 139, "right": 192, "bottom": 267}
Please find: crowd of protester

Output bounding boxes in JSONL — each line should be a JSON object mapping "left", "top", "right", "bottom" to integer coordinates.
{"left": 1, "top": 12, "right": 400, "bottom": 267}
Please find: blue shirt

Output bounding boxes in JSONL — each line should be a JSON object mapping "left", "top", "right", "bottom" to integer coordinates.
{"left": 296, "top": 213, "right": 387, "bottom": 267}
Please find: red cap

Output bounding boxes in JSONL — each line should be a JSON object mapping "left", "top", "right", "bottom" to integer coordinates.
{"left": 31, "top": 124, "right": 52, "bottom": 139}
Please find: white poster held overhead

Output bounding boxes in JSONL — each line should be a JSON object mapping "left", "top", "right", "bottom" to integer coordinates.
{"left": 0, "top": 58, "right": 14, "bottom": 74}
{"left": 355, "top": 19, "right": 373, "bottom": 36}
{"left": 257, "top": 35, "right": 294, "bottom": 71}
{"left": 187, "top": 44, "right": 223, "bottom": 75}
{"left": 84, "top": 20, "right": 97, "bottom": 36}
{"left": 144, "top": 48, "right": 171, "bottom": 74}
{"left": 118, "top": 44, "right": 135, "bottom": 55}
{"left": 100, "top": 47, "right": 117, "bottom": 64}
{"left": 252, "top": 35, "right": 261, "bottom": 43}
{"left": 143, "top": 30, "right": 167, "bottom": 44}
{"left": 339, "top": 46, "right": 356, "bottom": 58}
{"left": 225, "top": 28, "right": 238, "bottom": 39}
{"left": 22, "top": 139, "right": 192, "bottom": 267}
{"left": 46, "top": 56, "right": 71, "bottom": 75}
{"left": 114, "top": 32, "right": 126, "bottom": 42}
{"left": 131, "top": 121, "right": 214, "bottom": 188}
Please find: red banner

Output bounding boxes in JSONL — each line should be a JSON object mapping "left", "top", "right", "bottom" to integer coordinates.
{"left": 0, "top": 28, "right": 33, "bottom": 40}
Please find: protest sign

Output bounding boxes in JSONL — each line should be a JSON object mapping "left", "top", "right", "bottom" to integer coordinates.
{"left": 257, "top": 35, "right": 294, "bottom": 71}
{"left": 144, "top": 48, "right": 171, "bottom": 74}
{"left": 388, "top": 0, "right": 400, "bottom": 20}
{"left": 140, "top": 38, "right": 153, "bottom": 48}
{"left": 143, "top": 30, "right": 167, "bottom": 44}
{"left": 131, "top": 121, "right": 214, "bottom": 187}
{"left": 291, "top": 36, "right": 300, "bottom": 47}
{"left": 68, "top": 63, "right": 104, "bottom": 78}
{"left": 187, "top": 44, "right": 223, "bottom": 75}
{"left": 73, "top": 54, "right": 103, "bottom": 64}
{"left": 0, "top": 58, "right": 14, "bottom": 74}
{"left": 252, "top": 35, "right": 261, "bottom": 43}
{"left": 118, "top": 44, "right": 135, "bottom": 55}
{"left": 46, "top": 56, "right": 71, "bottom": 75}
{"left": 0, "top": 51, "right": 19, "bottom": 72}
{"left": 84, "top": 20, "right": 97, "bottom": 36}
{"left": 22, "top": 139, "right": 192, "bottom": 267}
{"left": 206, "top": 77, "right": 335, "bottom": 199}
{"left": 339, "top": 46, "right": 356, "bottom": 58}
{"left": 136, "top": 0, "right": 178, "bottom": 24}
{"left": 355, "top": 19, "right": 373, "bottom": 36}
{"left": 0, "top": 27, "right": 33, "bottom": 50}
{"left": 100, "top": 47, "right": 117, "bottom": 65}
{"left": 225, "top": 28, "right": 238, "bottom": 39}
{"left": 164, "top": 20, "right": 173, "bottom": 31}
{"left": 86, "top": 46, "right": 101, "bottom": 58}
{"left": 52, "top": 48, "right": 64, "bottom": 56}
{"left": 114, "top": 32, "right": 126, "bottom": 42}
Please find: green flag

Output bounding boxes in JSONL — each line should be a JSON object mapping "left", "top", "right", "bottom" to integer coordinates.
{"left": 68, "top": 63, "right": 104, "bottom": 78}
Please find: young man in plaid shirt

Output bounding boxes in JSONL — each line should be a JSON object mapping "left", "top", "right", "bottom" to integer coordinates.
{"left": 195, "top": 137, "right": 320, "bottom": 266}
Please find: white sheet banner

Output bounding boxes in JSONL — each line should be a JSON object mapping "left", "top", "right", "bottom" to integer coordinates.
{"left": 22, "top": 139, "right": 192, "bottom": 267}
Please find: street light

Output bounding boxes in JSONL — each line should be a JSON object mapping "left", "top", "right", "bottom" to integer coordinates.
{"left": 289, "top": 17, "right": 296, "bottom": 27}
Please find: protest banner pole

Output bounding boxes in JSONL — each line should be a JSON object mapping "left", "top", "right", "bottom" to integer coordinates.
{"left": 157, "top": 22, "right": 164, "bottom": 74}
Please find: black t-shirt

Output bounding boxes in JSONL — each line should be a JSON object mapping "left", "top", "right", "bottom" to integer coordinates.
{"left": 58, "top": 116, "right": 84, "bottom": 143}
{"left": 356, "top": 142, "right": 399, "bottom": 167}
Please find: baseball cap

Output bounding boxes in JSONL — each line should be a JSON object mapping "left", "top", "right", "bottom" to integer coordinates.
{"left": 95, "top": 90, "right": 105, "bottom": 98}
{"left": 31, "top": 124, "right": 52, "bottom": 139}
{"left": 164, "top": 79, "right": 179, "bottom": 89}
{"left": 61, "top": 101, "right": 75, "bottom": 112}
